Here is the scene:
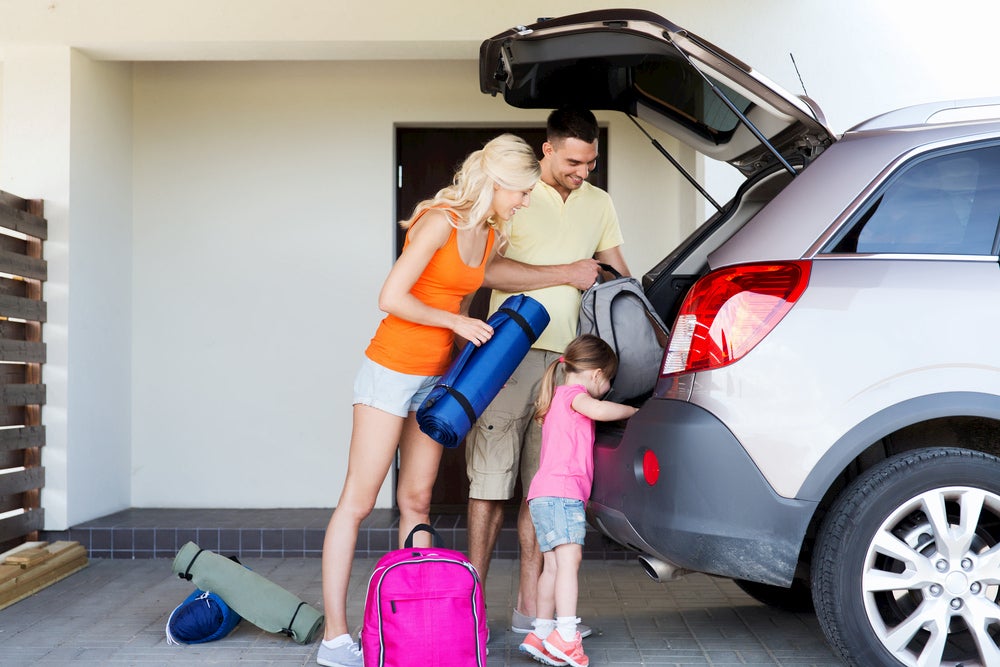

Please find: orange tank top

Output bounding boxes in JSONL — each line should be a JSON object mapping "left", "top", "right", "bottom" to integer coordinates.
{"left": 366, "top": 209, "right": 496, "bottom": 375}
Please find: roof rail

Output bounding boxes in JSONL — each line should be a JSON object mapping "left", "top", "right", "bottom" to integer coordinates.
{"left": 849, "top": 97, "right": 1000, "bottom": 132}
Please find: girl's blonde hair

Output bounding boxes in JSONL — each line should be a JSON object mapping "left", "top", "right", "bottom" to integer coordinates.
{"left": 400, "top": 133, "right": 540, "bottom": 234}
{"left": 534, "top": 334, "right": 619, "bottom": 424}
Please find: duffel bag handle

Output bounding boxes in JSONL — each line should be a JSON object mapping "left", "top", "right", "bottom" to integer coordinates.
{"left": 404, "top": 523, "right": 445, "bottom": 549}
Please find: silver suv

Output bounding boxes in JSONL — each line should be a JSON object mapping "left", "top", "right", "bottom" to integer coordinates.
{"left": 481, "top": 10, "right": 1000, "bottom": 667}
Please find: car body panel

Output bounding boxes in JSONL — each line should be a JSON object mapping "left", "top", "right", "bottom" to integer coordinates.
{"left": 590, "top": 398, "right": 816, "bottom": 586}
{"left": 796, "top": 391, "right": 1000, "bottom": 501}
{"left": 685, "top": 257, "right": 1000, "bottom": 498}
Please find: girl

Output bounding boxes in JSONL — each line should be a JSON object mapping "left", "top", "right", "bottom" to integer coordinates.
{"left": 318, "top": 134, "right": 540, "bottom": 667}
{"left": 519, "top": 334, "right": 639, "bottom": 667}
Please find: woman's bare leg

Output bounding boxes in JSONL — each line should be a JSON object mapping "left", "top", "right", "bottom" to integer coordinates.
{"left": 321, "top": 405, "right": 404, "bottom": 639}
{"left": 395, "top": 414, "right": 444, "bottom": 547}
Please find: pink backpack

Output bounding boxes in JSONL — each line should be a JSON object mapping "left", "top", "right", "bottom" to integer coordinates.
{"left": 361, "top": 523, "right": 487, "bottom": 667}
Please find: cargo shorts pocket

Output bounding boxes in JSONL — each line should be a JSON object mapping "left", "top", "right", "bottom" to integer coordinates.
{"left": 468, "top": 410, "right": 519, "bottom": 475}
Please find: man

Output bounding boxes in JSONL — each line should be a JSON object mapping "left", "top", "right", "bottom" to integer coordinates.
{"left": 466, "top": 108, "right": 630, "bottom": 637}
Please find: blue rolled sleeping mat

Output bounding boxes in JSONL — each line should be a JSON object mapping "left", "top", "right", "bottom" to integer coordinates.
{"left": 172, "top": 541, "right": 324, "bottom": 644}
{"left": 417, "top": 294, "right": 549, "bottom": 447}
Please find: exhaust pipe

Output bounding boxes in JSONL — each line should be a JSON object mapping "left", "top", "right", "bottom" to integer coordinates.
{"left": 637, "top": 554, "right": 688, "bottom": 582}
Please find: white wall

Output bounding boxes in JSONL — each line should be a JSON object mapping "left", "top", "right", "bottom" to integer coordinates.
{"left": 129, "top": 59, "right": 680, "bottom": 508}
{"left": 67, "top": 52, "right": 133, "bottom": 525}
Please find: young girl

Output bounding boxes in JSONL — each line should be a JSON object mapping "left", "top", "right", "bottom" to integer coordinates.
{"left": 519, "top": 334, "right": 639, "bottom": 667}
{"left": 317, "top": 134, "right": 540, "bottom": 667}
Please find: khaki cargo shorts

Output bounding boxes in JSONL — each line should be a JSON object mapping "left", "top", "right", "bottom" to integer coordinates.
{"left": 466, "top": 348, "right": 562, "bottom": 500}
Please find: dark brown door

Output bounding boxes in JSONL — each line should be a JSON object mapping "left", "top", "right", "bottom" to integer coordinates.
{"left": 394, "top": 126, "right": 609, "bottom": 511}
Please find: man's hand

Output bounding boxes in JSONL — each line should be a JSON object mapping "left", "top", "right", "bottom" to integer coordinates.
{"left": 562, "top": 258, "right": 602, "bottom": 290}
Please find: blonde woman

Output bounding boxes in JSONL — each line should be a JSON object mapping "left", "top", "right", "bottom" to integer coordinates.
{"left": 318, "top": 134, "right": 541, "bottom": 667}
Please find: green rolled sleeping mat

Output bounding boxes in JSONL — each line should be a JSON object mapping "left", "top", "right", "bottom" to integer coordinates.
{"left": 171, "top": 541, "right": 324, "bottom": 644}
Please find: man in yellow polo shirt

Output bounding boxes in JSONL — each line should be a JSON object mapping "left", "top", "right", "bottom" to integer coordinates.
{"left": 466, "top": 108, "right": 630, "bottom": 640}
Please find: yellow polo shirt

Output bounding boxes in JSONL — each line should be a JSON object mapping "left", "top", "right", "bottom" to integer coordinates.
{"left": 490, "top": 179, "right": 624, "bottom": 352}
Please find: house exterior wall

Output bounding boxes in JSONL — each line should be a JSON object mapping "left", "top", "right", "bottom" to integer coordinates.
{"left": 129, "top": 59, "right": 682, "bottom": 509}
{"left": 0, "top": 0, "right": 998, "bottom": 526}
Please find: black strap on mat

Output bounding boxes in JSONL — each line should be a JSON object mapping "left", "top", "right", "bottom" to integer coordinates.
{"left": 444, "top": 385, "right": 477, "bottom": 426}
{"left": 498, "top": 306, "right": 535, "bottom": 339}
{"left": 281, "top": 601, "right": 307, "bottom": 638}
{"left": 178, "top": 548, "right": 205, "bottom": 581}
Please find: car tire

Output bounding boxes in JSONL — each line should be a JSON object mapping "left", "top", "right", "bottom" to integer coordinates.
{"left": 812, "top": 447, "right": 1000, "bottom": 667}
{"left": 733, "top": 578, "right": 814, "bottom": 612}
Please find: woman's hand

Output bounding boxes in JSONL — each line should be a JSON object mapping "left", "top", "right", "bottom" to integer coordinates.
{"left": 452, "top": 316, "right": 493, "bottom": 347}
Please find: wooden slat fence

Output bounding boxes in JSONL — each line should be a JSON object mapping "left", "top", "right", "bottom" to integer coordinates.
{"left": 0, "top": 190, "right": 46, "bottom": 554}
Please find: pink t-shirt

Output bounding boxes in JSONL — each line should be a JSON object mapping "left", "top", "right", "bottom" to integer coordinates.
{"left": 527, "top": 384, "right": 596, "bottom": 503}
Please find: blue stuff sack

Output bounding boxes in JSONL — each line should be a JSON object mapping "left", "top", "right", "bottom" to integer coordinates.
{"left": 165, "top": 589, "right": 242, "bottom": 644}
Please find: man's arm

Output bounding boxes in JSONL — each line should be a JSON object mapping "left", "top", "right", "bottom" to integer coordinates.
{"left": 483, "top": 253, "right": 602, "bottom": 292}
{"left": 594, "top": 245, "right": 631, "bottom": 278}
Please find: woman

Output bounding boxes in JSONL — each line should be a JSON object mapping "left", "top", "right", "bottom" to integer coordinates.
{"left": 317, "top": 134, "right": 541, "bottom": 667}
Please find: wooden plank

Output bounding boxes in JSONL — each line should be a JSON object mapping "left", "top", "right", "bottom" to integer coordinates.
{"left": 0, "top": 467, "right": 44, "bottom": 496}
{"left": 0, "top": 507, "right": 43, "bottom": 542}
{"left": 0, "top": 340, "right": 45, "bottom": 364}
{"left": 0, "top": 250, "right": 46, "bottom": 281}
{"left": 0, "top": 540, "right": 47, "bottom": 563}
{"left": 0, "top": 557, "right": 88, "bottom": 610}
{"left": 0, "top": 201, "right": 47, "bottom": 241}
{"left": 0, "top": 384, "right": 45, "bottom": 408}
{"left": 0, "top": 294, "right": 45, "bottom": 322}
{"left": 0, "top": 426, "right": 45, "bottom": 453}
{"left": 0, "top": 541, "right": 84, "bottom": 587}
{"left": 4, "top": 546, "right": 53, "bottom": 568}
{"left": 0, "top": 551, "right": 88, "bottom": 611}
{"left": 0, "top": 234, "right": 29, "bottom": 256}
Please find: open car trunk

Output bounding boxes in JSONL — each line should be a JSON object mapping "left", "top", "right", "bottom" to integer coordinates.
{"left": 480, "top": 9, "right": 835, "bottom": 325}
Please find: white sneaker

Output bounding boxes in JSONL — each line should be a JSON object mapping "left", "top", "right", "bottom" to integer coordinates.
{"left": 317, "top": 638, "right": 363, "bottom": 667}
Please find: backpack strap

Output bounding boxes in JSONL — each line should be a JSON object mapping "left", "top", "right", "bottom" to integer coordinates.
{"left": 404, "top": 523, "right": 445, "bottom": 549}
{"left": 597, "top": 262, "right": 623, "bottom": 280}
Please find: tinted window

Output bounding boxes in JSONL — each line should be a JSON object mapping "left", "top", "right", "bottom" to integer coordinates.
{"left": 634, "top": 58, "right": 750, "bottom": 139}
{"left": 830, "top": 144, "right": 1000, "bottom": 255}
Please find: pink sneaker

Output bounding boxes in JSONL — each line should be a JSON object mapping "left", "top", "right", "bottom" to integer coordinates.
{"left": 543, "top": 630, "right": 589, "bottom": 667}
{"left": 519, "top": 632, "right": 567, "bottom": 666}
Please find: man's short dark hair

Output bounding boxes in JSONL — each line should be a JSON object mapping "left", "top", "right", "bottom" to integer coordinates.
{"left": 547, "top": 108, "right": 599, "bottom": 145}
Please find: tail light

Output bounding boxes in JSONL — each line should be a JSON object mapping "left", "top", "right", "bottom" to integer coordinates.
{"left": 661, "top": 261, "right": 811, "bottom": 377}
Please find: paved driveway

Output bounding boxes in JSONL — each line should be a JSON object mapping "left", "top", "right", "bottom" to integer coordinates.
{"left": 0, "top": 555, "right": 843, "bottom": 665}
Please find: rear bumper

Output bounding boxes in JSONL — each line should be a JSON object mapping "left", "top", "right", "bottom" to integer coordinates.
{"left": 590, "top": 398, "right": 817, "bottom": 586}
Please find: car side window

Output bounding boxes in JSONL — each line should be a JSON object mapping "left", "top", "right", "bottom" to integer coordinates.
{"left": 830, "top": 144, "right": 1000, "bottom": 255}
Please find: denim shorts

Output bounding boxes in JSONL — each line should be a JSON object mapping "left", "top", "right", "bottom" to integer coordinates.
{"left": 352, "top": 356, "right": 439, "bottom": 418}
{"left": 528, "top": 497, "right": 587, "bottom": 552}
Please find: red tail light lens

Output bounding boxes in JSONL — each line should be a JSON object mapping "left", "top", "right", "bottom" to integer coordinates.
{"left": 661, "top": 261, "right": 811, "bottom": 377}
{"left": 642, "top": 449, "right": 660, "bottom": 486}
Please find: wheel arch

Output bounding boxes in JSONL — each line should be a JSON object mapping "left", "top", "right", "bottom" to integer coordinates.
{"left": 797, "top": 391, "right": 1000, "bottom": 503}
{"left": 788, "top": 392, "right": 1000, "bottom": 583}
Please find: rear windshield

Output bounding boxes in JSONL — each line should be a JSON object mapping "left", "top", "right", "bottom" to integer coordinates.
{"left": 634, "top": 57, "right": 752, "bottom": 141}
